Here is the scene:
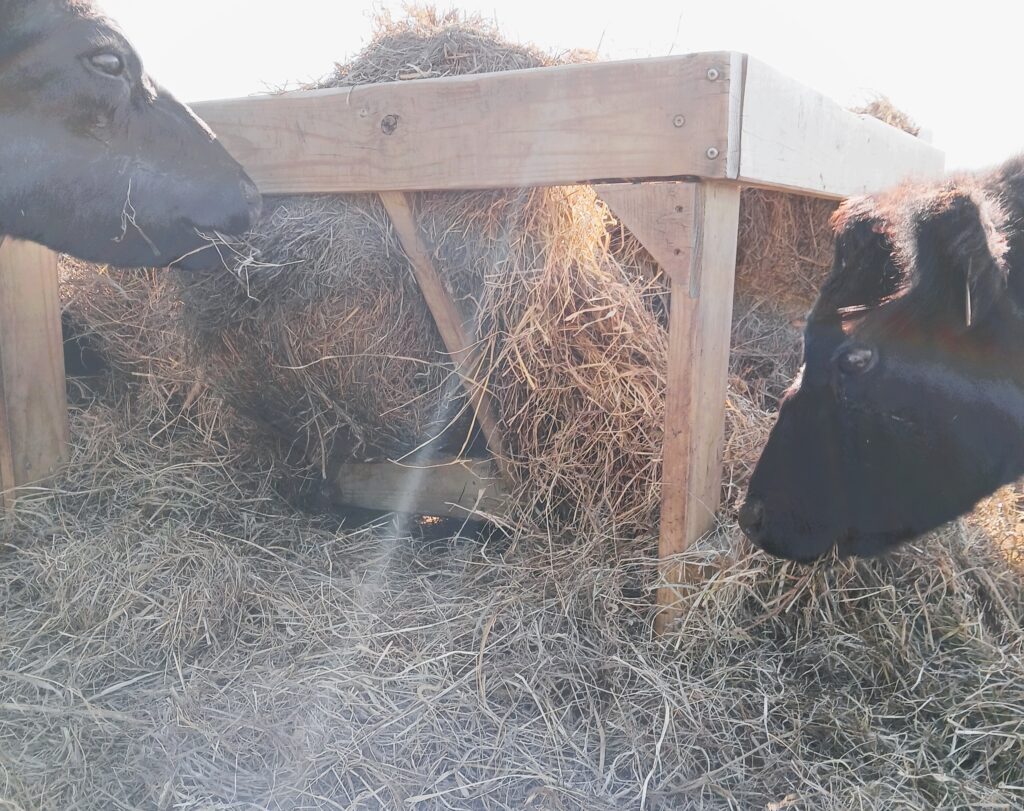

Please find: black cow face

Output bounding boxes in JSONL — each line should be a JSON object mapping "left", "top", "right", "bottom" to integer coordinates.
{"left": 0, "top": 0, "right": 261, "bottom": 268}
{"left": 740, "top": 189, "right": 1024, "bottom": 561}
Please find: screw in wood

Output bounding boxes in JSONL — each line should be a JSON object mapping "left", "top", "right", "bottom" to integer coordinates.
{"left": 706, "top": 146, "right": 720, "bottom": 159}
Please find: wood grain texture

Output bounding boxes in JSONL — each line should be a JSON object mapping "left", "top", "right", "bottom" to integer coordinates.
{"left": 193, "top": 53, "right": 734, "bottom": 194}
{"left": 651, "top": 183, "right": 741, "bottom": 632}
{"left": 379, "top": 192, "right": 508, "bottom": 471}
{"left": 596, "top": 183, "right": 697, "bottom": 286}
{"left": 0, "top": 239, "right": 68, "bottom": 505}
{"left": 332, "top": 458, "right": 509, "bottom": 519}
{"left": 735, "top": 57, "right": 945, "bottom": 197}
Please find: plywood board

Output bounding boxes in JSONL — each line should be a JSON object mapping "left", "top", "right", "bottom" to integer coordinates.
{"left": 332, "top": 458, "right": 509, "bottom": 519}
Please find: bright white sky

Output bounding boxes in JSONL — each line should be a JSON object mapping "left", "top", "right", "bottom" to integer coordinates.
{"left": 101, "top": 0, "right": 1023, "bottom": 171}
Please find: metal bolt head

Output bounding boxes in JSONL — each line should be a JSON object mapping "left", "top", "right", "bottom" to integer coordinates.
{"left": 706, "top": 146, "right": 720, "bottom": 160}
{"left": 673, "top": 114, "right": 686, "bottom": 128}
{"left": 706, "top": 67, "right": 720, "bottom": 81}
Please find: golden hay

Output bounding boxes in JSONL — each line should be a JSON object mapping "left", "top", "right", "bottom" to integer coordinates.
{"left": 63, "top": 11, "right": 667, "bottom": 536}
{"left": 851, "top": 94, "right": 922, "bottom": 137}
{"left": 735, "top": 189, "right": 837, "bottom": 316}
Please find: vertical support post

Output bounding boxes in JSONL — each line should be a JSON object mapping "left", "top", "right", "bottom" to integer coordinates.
{"left": 597, "top": 181, "right": 741, "bottom": 632}
{"left": 656, "top": 183, "right": 740, "bottom": 631}
{"left": 0, "top": 239, "right": 69, "bottom": 506}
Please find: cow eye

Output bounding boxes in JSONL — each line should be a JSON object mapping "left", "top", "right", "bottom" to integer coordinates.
{"left": 838, "top": 345, "right": 876, "bottom": 375}
{"left": 89, "top": 52, "right": 126, "bottom": 77}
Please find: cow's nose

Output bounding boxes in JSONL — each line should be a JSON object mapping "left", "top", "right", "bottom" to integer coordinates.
{"left": 738, "top": 499, "right": 766, "bottom": 545}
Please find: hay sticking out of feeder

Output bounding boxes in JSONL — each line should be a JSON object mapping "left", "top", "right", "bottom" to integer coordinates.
{"left": 852, "top": 94, "right": 922, "bottom": 137}
{"left": 735, "top": 189, "right": 838, "bottom": 315}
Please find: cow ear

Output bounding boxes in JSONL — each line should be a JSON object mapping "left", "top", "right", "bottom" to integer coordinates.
{"left": 911, "top": 191, "right": 1008, "bottom": 331}
{"left": 810, "top": 201, "right": 901, "bottom": 321}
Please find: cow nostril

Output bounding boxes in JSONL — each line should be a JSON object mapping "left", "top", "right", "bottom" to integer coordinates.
{"left": 738, "top": 499, "right": 766, "bottom": 543}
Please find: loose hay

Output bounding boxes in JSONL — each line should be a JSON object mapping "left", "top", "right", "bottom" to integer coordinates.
{"left": 735, "top": 189, "right": 837, "bottom": 316}
{"left": 1, "top": 346, "right": 1022, "bottom": 809}
{"left": 851, "top": 95, "right": 922, "bottom": 138}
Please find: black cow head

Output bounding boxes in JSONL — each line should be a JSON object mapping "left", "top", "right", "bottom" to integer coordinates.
{"left": 740, "top": 184, "right": 1024, "bottom": 561}
{"left": 0, "top": 0, "right": 261, "bottom": 268}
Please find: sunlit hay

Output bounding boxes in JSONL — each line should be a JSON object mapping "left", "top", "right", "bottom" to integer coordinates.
{"left": 139, "top": 12, "right": 664, "bottom": 537}
{"left": 851, "top": 94, "right": 922, "bottom": 137}
{"left": 735, "top": 189, "right": 838, "bottom": 316}
{"left": 972, "top": 484, "right": 1024, "bottom": 570}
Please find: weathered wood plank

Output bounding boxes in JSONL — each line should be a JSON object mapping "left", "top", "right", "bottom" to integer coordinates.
{"left": 0, "top": 239, "right": 68, "bottom": 505}
{"left": 735, "top": 57, "right": 945, "bottom": 197}
{"left": 379, "top": 192, "right": 508, "bottom": 470}
{"left": 643, "top": 183, "right": 740, "bottom": 633}
{"left": 596, "top": 183, "right": 697, "bottom": 286}
{"left": 193, "top": 53, "right": 734, "bottom": 194}
{"left": 332, "top": 458, "right": 510, "bottom": 519}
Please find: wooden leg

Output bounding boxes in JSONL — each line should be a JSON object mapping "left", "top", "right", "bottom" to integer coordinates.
{"left": 656, "top": 183, "right": 740, "bottom": 631}
{"left": 0, "top": 240, "right": 69, "bottom": 506}
{"left": 598, "top": 181, "right": 741, "bottom": 632}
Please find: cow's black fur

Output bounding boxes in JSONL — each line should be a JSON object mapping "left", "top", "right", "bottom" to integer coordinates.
{"left": 0, "top": 0, "right": 260, "bottom": 268}
{"left": 740, "top": 157, "right": 1024, "bottom": 561}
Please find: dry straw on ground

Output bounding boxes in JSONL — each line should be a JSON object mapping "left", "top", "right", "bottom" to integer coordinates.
{"left": 2, "top": 329, "right": 1021, "bottom": 811}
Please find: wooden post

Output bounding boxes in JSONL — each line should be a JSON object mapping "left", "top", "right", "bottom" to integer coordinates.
{"left": 598, "top": 182, "right": 741, "bottom": 632}
{"left": 0, "top": 239, "right": 69, "bottom": 506}
{"left": 379, "top": 192, "right": 509, "bottom": 474}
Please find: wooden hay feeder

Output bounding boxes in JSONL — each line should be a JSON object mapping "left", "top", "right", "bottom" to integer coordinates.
{"left": 2, "top": 53, "right": 943, "bottom": 629}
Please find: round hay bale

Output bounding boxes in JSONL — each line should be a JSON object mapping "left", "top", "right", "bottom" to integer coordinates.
{"left": 175, "top": 193, "right": 470, "bottom": 469}
{"left": 59, "top": 10, "right": 666, "bottom": 535}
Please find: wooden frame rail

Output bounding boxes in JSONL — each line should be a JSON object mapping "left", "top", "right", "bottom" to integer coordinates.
{"left": 193, "top": 53, "right": 943, "bottom": 199}
{"left": 8, "top": 51, "right": 944, "bottom": 630}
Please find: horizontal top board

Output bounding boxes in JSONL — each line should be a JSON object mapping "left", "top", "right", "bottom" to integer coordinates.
{"left": 193, "top": 53, "right": 735, "bottom": 194}
{"left": 193, "top": 51, "right": 945, "bottom": 198}
{"left": 734, "top": 57, "right": 945, "bottom": 198}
